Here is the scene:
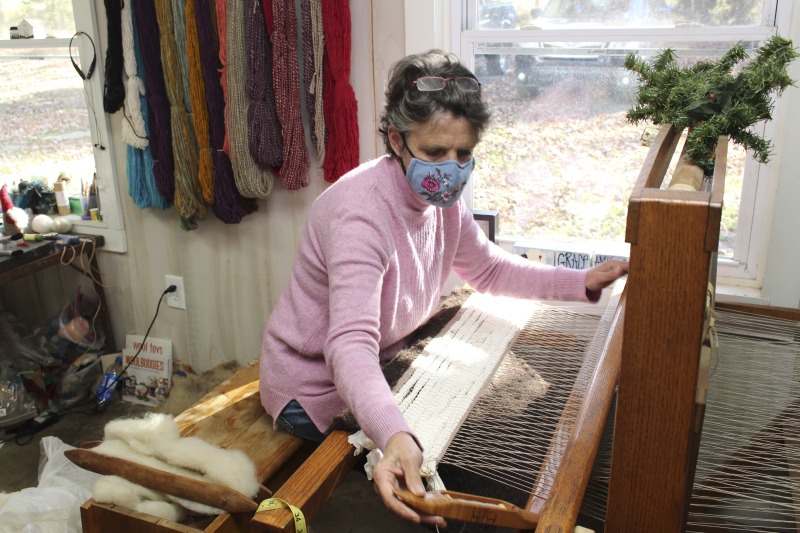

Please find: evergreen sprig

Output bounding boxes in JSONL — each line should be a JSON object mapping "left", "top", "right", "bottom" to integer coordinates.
{"left": 625, "top": 36, "right": 798, "bottom": 175}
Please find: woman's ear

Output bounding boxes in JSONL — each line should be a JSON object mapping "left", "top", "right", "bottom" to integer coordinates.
{"left": 387, "top": 125, "right": 404, "bottom": 158}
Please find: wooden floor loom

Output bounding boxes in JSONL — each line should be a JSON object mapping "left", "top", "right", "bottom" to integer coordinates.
{"left": 396, "top": 122, "right": 728, "bottom": 532}
{"left": 78, "top": 123, "right": 754, "bottom": 532}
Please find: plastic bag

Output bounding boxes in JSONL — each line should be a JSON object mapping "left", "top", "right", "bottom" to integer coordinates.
{"left": 0, "top": 363, "right": 37, "bottom": 429}
{"left": 0, "top": 436, "right": 100, "bottom": 533}
{"left": 36, "top": 286, "right": 105, "bottom": 362}
{"left": 54, "top": 353, "right": 102, "bottom": 409}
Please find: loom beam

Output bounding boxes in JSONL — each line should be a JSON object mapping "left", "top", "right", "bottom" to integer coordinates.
{"left": 528, "top": 288, "right": 626, "bottom": 532}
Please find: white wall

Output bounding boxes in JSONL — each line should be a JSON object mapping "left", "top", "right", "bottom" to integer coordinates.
{"left": 762, "top": 0, "right": 800, "bottom": 308}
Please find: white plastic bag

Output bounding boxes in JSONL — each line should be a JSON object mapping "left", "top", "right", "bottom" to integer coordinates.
{"left": 0, "top": 436, "right": 100, "bottom": 533}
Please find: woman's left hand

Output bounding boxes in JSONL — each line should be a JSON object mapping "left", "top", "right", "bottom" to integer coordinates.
{"left": 372, "top": 432, "right": 447, "bottom": 527}
{"left": 586, "top": 259, "right": 629, "bottom": 292}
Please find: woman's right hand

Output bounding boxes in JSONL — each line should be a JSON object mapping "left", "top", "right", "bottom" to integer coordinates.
{"left": 372, "top": 431, "right": 447, "bottom": 527}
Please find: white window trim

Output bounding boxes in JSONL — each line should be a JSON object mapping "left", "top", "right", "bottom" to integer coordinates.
{"left": 71, "top": 0, "right": 127, "bottom": 252}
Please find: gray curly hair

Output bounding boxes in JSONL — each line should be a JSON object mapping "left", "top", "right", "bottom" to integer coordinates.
{"left": 378, "top": 49, "right": 491, "bottom": 157}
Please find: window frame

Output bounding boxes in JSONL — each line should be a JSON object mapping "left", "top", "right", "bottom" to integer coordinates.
{"left": 0, "top": 0, "right": 127, "bottom": 252}
{"left": 441, "top": 0, "right": 789, "bottom": 286}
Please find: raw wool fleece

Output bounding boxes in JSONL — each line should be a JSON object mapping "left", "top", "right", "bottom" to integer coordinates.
{"left": 90, "top": 413, "right": 258, "bottom": 518}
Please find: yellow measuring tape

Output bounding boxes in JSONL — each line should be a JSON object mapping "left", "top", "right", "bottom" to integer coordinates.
{"left": 257, "top": 498, "right": 307, "bottom": 533}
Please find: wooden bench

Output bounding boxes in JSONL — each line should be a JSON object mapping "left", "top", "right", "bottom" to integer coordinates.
{"left": 79, "top": 360, "right": 360, "bottom": 532}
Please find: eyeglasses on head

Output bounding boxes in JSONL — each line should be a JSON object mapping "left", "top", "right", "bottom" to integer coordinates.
{"left": 412, "top": 76, "right": 481, "bottom": 92}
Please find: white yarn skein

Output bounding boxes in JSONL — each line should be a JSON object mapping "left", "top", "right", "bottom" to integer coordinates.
{"left": 52, "top": 218, "right": 73, "bottom": 233}
{"left": 31, "top": 214, "right": 54, "bottom": 234}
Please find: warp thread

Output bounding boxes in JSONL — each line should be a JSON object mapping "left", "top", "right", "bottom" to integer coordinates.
{"left": 132, "top": 0, "right": 176, "bottom": 203}
{"left": 272, "top": 0, "right": 310, "bottom": 190}
{"left": 126, "top": 0, "right": 168, "bottom": 209}
{"left": 196, "top": 0, "right": 253, "bottom": 223}
{"left": 214, "top": 0, "right": 231, "bottom": 156}
{"left": 185, "top": 0, "right": 214, "bottom": 204}
{"left": 120, "top": 0, "right": 148, "bottom": 149}
{"left": 102, "top": 0, "right": 125, "bottom": 113}
{"left": 321, "top": 0, "right": 359, "bottom": 183}
{"left": 156, "top": 0, "right": 206, "bottom": 226}
{"left": 226, "top": 0, "right": 275, "bottom": 198}
{"left": 246, "top": 0, "right": 284, "bottom": 170}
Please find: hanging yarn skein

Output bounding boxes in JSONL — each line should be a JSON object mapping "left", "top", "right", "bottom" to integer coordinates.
{"left": 185, "top": 0, "right": 214, "bottom": 205}
{"left": 132, "top": 0, "right": 176, "bottom": 203}
{"left": 103, "top": 0, "right": 125, "bottom": 113}
{"left": 321, "top": 0, "right": 359, "bottom": 183}
{"left": 299, "top": 0, "right": 325, "bottom": 161}
{"left": 124, "top": 0, "right": 168, "bottom": 209}
{"left": 195, "top": 0, "right": 252, "bottom": 223}
{"left": 312, "top": 0, "right": 328, "bottom": 164}
{"left": 156, "top": 0, "right": 206, "bottom": 227}
{"left": 226, "top": 0, "right": 275, "bottom": 198}
{"left": 272, "top": 0, "right": 310, "bottom": 190}
{"left": 170, "top": 0, "right": 193, "bottom": 114}
{"left": 120, "top": 0, "right": 148, "bottom": 149}
{"left": 246, "top": 0, "right": 284, "bottom": 170}
{"left": 215, "top": 0, "right": 232, "bottom": 156}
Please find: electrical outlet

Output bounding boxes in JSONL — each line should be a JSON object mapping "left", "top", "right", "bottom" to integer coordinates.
{"left": 165, "top": 275, "right": 186, "bottom": 310}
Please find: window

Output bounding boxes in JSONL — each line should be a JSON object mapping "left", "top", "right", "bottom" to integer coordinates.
{"left": 457, "top": 0, "right": 786, "bottom": 283}
{"left": 0, "top": 1, "right": 126, "bottom": 252}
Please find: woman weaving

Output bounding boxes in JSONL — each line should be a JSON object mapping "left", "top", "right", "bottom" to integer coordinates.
{"left": 259, "top": 49, "right": 628, "bottom": 527}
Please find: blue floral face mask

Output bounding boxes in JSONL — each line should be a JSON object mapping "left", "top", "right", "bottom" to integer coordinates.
{"left": 401, "top": 139, "right": 475, "bottom": 208}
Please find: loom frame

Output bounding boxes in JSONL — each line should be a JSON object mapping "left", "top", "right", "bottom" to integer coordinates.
{"left": 603, "top": 123, "right": 726, "bottom": 532}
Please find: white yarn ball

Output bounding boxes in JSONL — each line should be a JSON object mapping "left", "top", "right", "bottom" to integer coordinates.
{"left": 31, "top": 214, "right": 54, "bottom": 234}
{"left": 52, "top": 218, "right": 73, "bottom": 233}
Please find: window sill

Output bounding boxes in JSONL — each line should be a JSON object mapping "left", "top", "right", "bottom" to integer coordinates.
{"left": 55, "top": 214, "right": 127, "bottom": 253}
{"left": 715, "top": 284, "right": 768, "bottom": 306}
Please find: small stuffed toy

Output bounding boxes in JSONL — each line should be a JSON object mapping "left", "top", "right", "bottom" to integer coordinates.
{"left": 0, "top": 184, "right": 28, "bottom": 236}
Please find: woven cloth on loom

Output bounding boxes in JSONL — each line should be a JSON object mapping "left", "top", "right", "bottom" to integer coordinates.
{"left": 347, "top": 289, "right": 540, "bottom": 481}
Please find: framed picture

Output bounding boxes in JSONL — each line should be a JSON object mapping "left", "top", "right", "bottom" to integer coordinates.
{"left": 472, "top": 209, "right": 499, "bottom": 244}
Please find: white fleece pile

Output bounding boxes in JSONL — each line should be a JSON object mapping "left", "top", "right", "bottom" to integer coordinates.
{"left": 91, "top": 413, "right": 258, "bottom": 518}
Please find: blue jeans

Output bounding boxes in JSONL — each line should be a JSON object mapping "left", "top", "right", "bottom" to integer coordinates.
{"left": 276, "top": 400, "right": 326, "bottom": 443}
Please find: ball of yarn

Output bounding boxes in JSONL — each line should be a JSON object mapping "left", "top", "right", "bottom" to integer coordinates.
{"left": 31, "top": 214, "right": 54, "bottom": 234}
{"left": 52, "top": 218, "right": 73, "bottom": 233}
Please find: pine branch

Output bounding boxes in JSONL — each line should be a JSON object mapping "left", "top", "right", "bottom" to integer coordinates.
{"left": 625, "top": 36, "right": 798, "bottom": 174}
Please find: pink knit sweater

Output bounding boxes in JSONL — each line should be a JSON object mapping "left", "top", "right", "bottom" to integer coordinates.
{"left": 259, "top": 155, "right": 594, "bottom": 451}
